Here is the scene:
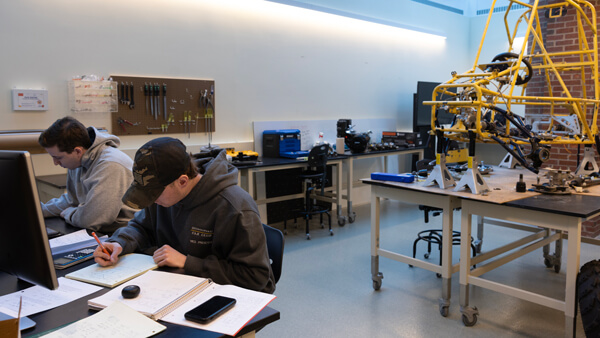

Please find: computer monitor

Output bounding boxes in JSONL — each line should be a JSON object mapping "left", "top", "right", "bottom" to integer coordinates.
{"left": 413, "top": 81, "right": 456, "bottom": 130}
{"left": 0, "top": 150, "right": 58, "bottom": 290}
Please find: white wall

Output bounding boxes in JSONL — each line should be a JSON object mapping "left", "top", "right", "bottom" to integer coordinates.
{"left": 3, "top": 0, "right": 511, "bottom": 192}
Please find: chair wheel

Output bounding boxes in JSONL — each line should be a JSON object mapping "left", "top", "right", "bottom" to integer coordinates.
{"left": 462, "top": 313, "right": 478, "bottom": 326}
{"left": 306, "top": 234, "right": 311, "bottom": 240}
{"left": 424, "top": 253, "right": 430, "bottom": 259}
{"left": 329, "top": 230, "right": 334, "bottom": 236}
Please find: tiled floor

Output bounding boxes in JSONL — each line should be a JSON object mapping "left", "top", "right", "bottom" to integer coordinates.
{"left": 259, "top": 200, "right": 596, "bottom": 337}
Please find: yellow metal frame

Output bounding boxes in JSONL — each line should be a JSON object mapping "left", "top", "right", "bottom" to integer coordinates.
{"left": 424, "top": 0, "right": 599, "bottom": 166}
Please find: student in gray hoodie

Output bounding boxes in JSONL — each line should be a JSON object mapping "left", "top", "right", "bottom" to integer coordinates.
{"left": 39, "top": 116, "right": 137, "bottom": 234}
{"left": 93, "top": 137, "right": 275, "bottom": 294}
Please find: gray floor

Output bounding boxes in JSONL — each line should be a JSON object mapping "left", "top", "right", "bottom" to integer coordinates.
{"left": 259, "top": 200, "right": 597, "bottom": 338}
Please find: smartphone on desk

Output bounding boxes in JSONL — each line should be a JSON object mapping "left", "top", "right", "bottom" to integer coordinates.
{"left": 185, "top": 295, "right": 236, "bottom": 324}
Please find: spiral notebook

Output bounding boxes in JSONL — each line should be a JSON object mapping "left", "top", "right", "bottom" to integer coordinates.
{"left": 65, "top": 253, "right": 158, "bottom": 288}
{"left": 87, "top": 270, "right": 276, "bottom": 336}
{"left": 88, "top": 270, "right": 211, "bottom": 320}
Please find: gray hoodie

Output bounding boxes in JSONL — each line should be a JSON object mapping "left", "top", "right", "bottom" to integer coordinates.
{"left": 41, "top": 127, "right": 137, "bottom": 234}
{"left": 109, "top": 150, "right": 276, "bottom": 294}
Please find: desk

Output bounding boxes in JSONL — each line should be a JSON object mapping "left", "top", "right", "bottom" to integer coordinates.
{"left": 3, "top": 220, "right": 280, "bottom": 337}
{"left": 459, "top": 194, "right": 600, "bottom": 337}
{"left": 237, "top": 147, "right": 424, "bottom": 225}
{"left": 236, "top": 155, "right": 346, "bottom": 224}
{"left": 0, "top": 261, "right": 279, "bottom": 338}
{"left": 364, "top": 166, "right": 600, "bottom": 337}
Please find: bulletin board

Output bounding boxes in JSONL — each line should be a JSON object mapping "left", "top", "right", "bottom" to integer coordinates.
{"left": 109, "top": 75, "right": 215, "bottom": 136}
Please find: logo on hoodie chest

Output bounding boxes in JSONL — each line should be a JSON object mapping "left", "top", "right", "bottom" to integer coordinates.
{"left": 190, "top": 226, "right": 213, "bottom": 245}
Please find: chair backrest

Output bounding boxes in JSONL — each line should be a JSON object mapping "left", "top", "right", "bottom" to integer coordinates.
{"left": 307, "top": 144, "right": 329, "bottom": 169}
{"left": 262, "top": 223, "right": 284, "bottom": 283}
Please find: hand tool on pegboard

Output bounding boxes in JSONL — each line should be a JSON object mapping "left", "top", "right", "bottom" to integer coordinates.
{"left": 119, "top": 82, "right": 124, "bottom": 104}
{"left": 149, "top": 83, "right": 155, "bottom": 119}
{"left": 144, "top": 83, "right": 149, "bottom": 115}
{"left": 124, "top": 82, "right": 129, "bottom": 106}
{"left": 206, "top": 85, "right": 215, "bottom": 147}
{"left": 129, "top": 82, "right": 135, "bottom": 109}
{"left": 163, "top": 83, "right": 167, "bottom": 120}
{"left": 154, "top": 83, "right": 160, "bottom": 120}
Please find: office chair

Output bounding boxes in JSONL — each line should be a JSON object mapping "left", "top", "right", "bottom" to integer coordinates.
{"left": 263, "top": 224, "right": 284, "bottom": 283}
{"left": 284, "top": 144, "right": 332, "bottom": 240}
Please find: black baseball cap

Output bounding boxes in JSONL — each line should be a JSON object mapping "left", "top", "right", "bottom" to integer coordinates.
{"left": 122, "top": 137, "right": 190, "bottom": 209}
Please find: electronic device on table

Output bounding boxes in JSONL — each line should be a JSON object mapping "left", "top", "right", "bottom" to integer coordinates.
{"left": 262, "top": 129, "right": 309, "bottom": 158}
{"left": 53, "top": 245, "right": 97, "bottom": 269}
{"left": 0, "top": 150, "right": 59, "bottom": 330}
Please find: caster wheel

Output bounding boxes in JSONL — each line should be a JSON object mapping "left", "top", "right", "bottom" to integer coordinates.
{"left": 306, "top": 234, "right": 311, "bottom": 240}
{"left": 373, "top": 280, "right": 382, "bottom": 290}
{"left": 462, "top": 313, "right": 478, "bottom": 327}
{"left": 349, "top": 213, "right": 356, "bottom": 223}
{"left": 320, "top": 224, "right": 325, "bottom": 229}
{"left": 409, "top": 264, "right": 413, "bottom": 268}
{"left": 440, "top": 306, "right": 449, "bottom": 317}
{"left": 424, "top": 253, "right": 430, "bottom": 259}
{"left": 436, "top": 273, "right": 441, "bottom": 278}
{"left": 284, "top": 230, "right": 288, "bottom": 235}
{"left": 554, "top": 262, "right": 561, "bottom": 273}
{"left": 329, "top": 230, "right": 334, "bottom": 236}
{"left": 544, "top": 258, "right": 553, "bottom": 268}
{"left": 338, "top": 217, "right": 346, "bottom": 226}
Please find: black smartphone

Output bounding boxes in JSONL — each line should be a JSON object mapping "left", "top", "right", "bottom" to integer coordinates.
{"left": 184, "top": 296, "right": 236, "bottom": 324}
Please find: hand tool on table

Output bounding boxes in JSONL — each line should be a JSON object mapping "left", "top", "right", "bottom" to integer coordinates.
{"left": 163, "top": 83, "right": 167, "bottom": 120}
{"left": 144, "top": 83, "right": 149, "bottom": 115}
{"left": 129, "top": 82, "right": 135, "bottom": 109}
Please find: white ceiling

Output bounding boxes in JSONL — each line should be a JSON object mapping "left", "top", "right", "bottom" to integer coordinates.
{"left": 414, "top": 0, "right": 515, "bottom": 16}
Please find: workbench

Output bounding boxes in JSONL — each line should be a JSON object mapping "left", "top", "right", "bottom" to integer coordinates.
{"left": 237, "top": 147, "right": 424, "bottom": 225}
{"left": 363, "top": 166, "right": 600, "bottom": 337}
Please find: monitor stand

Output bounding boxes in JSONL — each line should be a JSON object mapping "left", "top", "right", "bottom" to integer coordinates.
{"left": 0, "top": 311, "right": 36, "bottom": 331}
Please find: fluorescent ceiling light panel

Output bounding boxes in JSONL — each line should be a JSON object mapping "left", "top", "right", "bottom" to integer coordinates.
{"left": 264, "top": 0, "right": 446, "bottom": 39}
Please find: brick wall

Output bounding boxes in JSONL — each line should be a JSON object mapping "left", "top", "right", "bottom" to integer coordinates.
{"left": 525, "top": 0, "right": 600, "bottom": 237}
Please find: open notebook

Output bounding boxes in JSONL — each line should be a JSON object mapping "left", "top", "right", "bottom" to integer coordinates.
{"left": 88, "top": 270, "right": 276, "bottom": 336}
{"left": 65, "top": 253, "right": 158, "bottom": 288}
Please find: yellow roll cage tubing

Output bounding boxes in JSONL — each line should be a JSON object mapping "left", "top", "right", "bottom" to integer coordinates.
{"left": 424, "top": 0, "right": 599, "bottom": 150}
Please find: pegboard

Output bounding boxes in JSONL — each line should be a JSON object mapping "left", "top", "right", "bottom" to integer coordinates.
{"left": 109, "top": 75, "right": 215, "bottom": 136}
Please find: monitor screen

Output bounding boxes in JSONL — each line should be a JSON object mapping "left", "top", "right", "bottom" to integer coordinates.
{"left": 0, "top": 151, "right": 58, "bottom": 290}
{"left": 413, "top": 81, "right": 456, "bottom": 129}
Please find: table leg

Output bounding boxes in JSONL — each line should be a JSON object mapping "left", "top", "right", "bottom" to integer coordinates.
{"left": 335, "top": 161, "right": 345, "bottom": 226}
{"left": 564, "top": 219, "right": 581, "bottom": 338}
{"left": 474, "top": 215, "right": 484, "bottom": 253}
{"left": 439, "top": 199, "right": 454, "bottom": 317}
{"left": 346, "top": 157, "right": 355, "bottom": 223}
{"left": 371, "top": 193, "right": 382, "bottom": 290}
{"left": 460, "top": 207, "right": 479, "bottom": 326}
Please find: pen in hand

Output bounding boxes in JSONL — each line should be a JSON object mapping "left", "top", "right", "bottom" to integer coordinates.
{"left": 92, "top": 232, "right": 110, "bottom": 255}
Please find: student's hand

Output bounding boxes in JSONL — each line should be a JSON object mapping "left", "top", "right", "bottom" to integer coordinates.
{"left": 153, "top": 244, "right": 186, "bottom": 268}
{"left": 93, "top": 242, "right": 123, "bottom": 266}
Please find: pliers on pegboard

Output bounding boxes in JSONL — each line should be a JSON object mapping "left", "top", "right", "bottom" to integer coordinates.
{"left": 117, "top": 117, "right": 137, "bottom": 132}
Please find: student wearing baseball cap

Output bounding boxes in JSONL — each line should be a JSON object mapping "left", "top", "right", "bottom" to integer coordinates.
{"left": 93, "top": 137, "right": 275, "bottom": 294}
